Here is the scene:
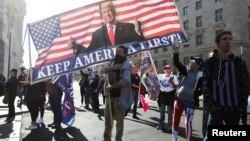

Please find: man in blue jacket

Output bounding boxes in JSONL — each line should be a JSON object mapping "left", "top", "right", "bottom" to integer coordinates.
{"left": 103, "top": 45, "right": 132, "bottom": 141}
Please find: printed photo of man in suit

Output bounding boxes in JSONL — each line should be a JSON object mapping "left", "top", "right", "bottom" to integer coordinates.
{"left": 68, "top": 1, "right": 144, "bottom": 55}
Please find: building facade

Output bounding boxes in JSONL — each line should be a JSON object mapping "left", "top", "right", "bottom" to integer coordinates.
{"left": 130, "top": 0, "right": 250, "bottom": 74}
{"left": 0, "top": 0, "right": 26, "bottom": 77}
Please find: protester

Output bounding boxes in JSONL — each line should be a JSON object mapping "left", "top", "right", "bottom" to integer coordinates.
{"left": 172, "top": 48, "right": 203, "bottom": 141}
{"left": 157, "top": 65, "right": 178, "bottom": 131}
{"left": 79, "top": 75, "right": 86, "bottom": 107}
{"left": 203, "top": 31, "right": 248, "bottom": 140}
{"left": 0, "top": 73, "right": 6, "bottom": 96}
{"left": 240, "top": 72, "right": 250, "bottom": 125}
{"left": 95, "top": 75, "right": 106, "bottom": 105}
{"left": 4, "top": 68, "right": 19, "bottom": 123}
{"left": 125, "top": 65, "right": 141, "bottom": 119}
{"left": 23, "top": 72, "right": 46, "bottom": 130}
{"left": 17, "top": 69, "right": 29, "bottom": 107}
{"left": 81, "top": 68, "right": 99, "bottom": 112}
{"left": 46, "top": 79, "right": 63, "bottom": 129}
{"left": 103, "top": 45, "right": 132, "bottom": 141}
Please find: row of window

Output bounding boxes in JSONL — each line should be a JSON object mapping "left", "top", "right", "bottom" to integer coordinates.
{"left": 183, "top": 0, "right": 223, "bottom": 16}
{"left": 183, "top": 9, "right": 223, "bottom": 30}
{"left": 154, "top": 55, "right": 202, "bottom": 67}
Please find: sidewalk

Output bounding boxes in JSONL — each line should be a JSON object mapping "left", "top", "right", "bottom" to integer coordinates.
{"left": 0, "top": 96, "right": 28, "bottom": 118}
{"left": 0, "top": 96, "right": 28, "bottom": 141}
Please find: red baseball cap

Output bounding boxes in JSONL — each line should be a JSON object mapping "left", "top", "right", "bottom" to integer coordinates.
{"left": 164, "top": 65, "right": 171, "bottom": 69}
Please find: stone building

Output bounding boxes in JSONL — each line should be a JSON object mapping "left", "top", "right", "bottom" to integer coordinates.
{"left": 130, "top": 0, "right": 250, "bottom": 74}
{"left": 0, "top": 0, "right": 26, "bottom": 77}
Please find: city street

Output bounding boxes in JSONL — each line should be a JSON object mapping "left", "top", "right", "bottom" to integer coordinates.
{"left": 0, "top": 82, "right": 249, "bottom": 141}
{"left": 20, "top": 82, "right": 206, "bottom": 141}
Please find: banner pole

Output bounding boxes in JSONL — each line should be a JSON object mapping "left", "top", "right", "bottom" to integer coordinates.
{"left": 27, "top": 26, "right": 32, "bottom": 69}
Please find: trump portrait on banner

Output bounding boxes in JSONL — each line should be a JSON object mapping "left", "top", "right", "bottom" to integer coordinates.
{"left": 69, "top": 1, "right": 145, "bottom": 55}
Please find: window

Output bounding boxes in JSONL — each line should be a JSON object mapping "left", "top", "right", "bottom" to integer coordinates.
{"left": 196, "top": 34, "right": 203, "bottom": 45}
{"left": 183, "top": 20, "right": 189, "bottom": 31}
{"left": 154, "top": 60, "right": 158, "bottom": 67}
{"left": 163, "top": 47, "right": 168, "bottom": 51}
{"left": 215, "top": 9, "right": 223, "bottom": 22}
{"left": 216, "top": 29, "right": 223, "bottom": 36}
{"left": 249, "top": 28, "right": 250, "bottom": 40}
{"left": 196, "top": 16, "right": 202, "bottom": 27}
{"left": 183, "top": 6, "right": 189, "bottom": 16}
{"left": 183, "top": 57, "right": 189, "bottom": 65}
{"left": 215, "top": 0, "right": 222, "bottom": 3}
{"left": 249, "top": 6, "right": 250, "bottom": 19}
{"left": 154, "top": 48, "right": 158, "bottom": 53}
{"left": 162, "top": 60, "right": 168, "bottom": 66}
{"left": 196, "top": 0, "right": 202, "bottom": 10}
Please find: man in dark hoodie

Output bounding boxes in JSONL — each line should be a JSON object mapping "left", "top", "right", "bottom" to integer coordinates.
{"left": 203, "top": 31, "right": 248, "bottom": 140}
{"left": 5, "top": 68, "right": 19, "bottom": 123}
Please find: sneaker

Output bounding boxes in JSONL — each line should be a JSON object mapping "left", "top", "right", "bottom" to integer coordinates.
{"left": 156, "top": 126, "right": 163, "bottom": 130}
{"left": 36, "top": 118, "right": 44, "bottom": 124}
{"left": 51, "top": 123, "right": 62, "bottom": 129}
{"left": 166, "top": 125, "right": 172, "bottom": 132}
{"left": 48, "top": 122, "right": 55, "bottom": 127}
{"left": 25, "top": 124, "right": 37, "bottom": 130}
{"left": 132, "top": 115, "right": 140, "bottom": 120}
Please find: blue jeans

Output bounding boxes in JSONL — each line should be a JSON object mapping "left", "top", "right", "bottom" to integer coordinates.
{"left": 159, "top": 103, "right": 173, "bottom": 128}
{"left": 132, "top": 91, "right": 139, "bottom": 116}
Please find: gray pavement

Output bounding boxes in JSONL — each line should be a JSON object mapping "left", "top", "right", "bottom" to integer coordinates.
{"left": 19, "top": 82, "right": 204, "bottom": 141}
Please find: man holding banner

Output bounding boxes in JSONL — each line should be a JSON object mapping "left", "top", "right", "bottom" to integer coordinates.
{"left": 103, "top": 45, "right": 132, "bottom": 141}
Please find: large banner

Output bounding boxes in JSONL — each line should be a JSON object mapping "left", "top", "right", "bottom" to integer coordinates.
{"left": 28, "top": 0, "right": 187, "bottom": 83}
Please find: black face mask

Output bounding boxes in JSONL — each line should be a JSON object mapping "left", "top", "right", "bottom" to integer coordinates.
{"left": 114, "top": 54, "right": 126, "bottom": 64}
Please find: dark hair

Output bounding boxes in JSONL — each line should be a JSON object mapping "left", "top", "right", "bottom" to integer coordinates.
{"left": 118, "top": 45, "right": 128, "bottom": 55}
{"left": 99, "top": 1, "right": 116, "bottom": 17}
{"left": 215, "top": 31, "right": 232, "bottom": 44}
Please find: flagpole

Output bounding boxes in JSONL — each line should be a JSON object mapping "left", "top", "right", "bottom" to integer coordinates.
{"left": 28, "top": 26, "right": 32, "bottom": 69}
{"left": 147, "top": 51, "right": 160, "bottom": 84}
{"left": 22, "top": 25, "right": 28, "bottom": 51}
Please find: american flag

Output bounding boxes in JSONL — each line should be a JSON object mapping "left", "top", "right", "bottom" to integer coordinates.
{"left": 28, "top": 0, "right": 181, "bottom": 68}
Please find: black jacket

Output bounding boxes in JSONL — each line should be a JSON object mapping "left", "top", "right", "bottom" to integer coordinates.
{"left": 203, "top": 53, "right": 248, "bottom": 111}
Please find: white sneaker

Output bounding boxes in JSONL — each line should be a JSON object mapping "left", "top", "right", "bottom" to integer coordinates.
{"left": 25, "top": 124, "right": 37, "bottom": 130}
{"left": 36, "top": 118, "right": 44, "bottom": 124}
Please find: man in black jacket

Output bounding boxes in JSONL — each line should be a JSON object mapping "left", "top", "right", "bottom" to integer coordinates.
{"left": 203, "top": 31, "right": 249, "bottom": 140}
{"left": 5, "top": 68, "right": 19, "bottom": 123}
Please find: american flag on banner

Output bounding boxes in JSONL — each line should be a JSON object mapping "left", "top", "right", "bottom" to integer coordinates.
{"left": 28, "top": 0, "right": 181, "bottom": 68}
